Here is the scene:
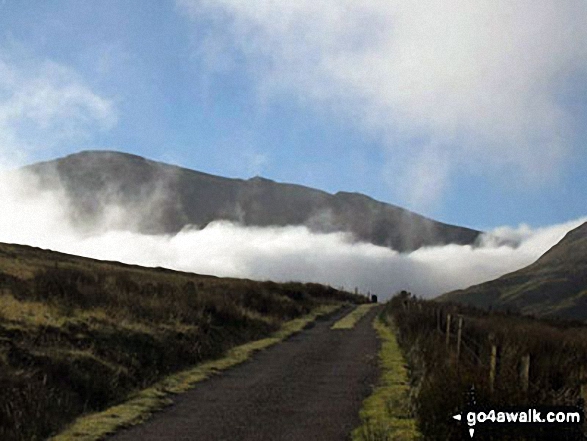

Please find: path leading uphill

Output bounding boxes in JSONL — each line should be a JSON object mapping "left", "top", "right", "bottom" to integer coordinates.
{"left": 109, "top": 305, "right": 382, "bottom": 441}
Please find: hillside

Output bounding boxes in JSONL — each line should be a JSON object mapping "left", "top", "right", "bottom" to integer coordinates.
{"left": 0, "top": 241, "right": 361, "bottom": 440}
{"left": 23, "top": 151, "right": 480, "bottom": 252}
{"left": 439, "top": 221, "right": 587, "bottom": 320}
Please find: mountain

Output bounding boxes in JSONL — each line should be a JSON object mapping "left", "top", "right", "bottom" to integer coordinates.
{"left": 439, "top": 222, "right": 587, "bottom": 320}
{"left": 22, "top": 150, "right": 481, "bottom": 252}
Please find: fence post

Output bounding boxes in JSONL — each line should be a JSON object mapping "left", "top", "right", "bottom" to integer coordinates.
{"left": 456, "top": 316, "right": 463, "bottom": 362}
{"left": 489, "top": 343, "right": 497, "bottom": 395}
{"left": 445, "top": 313, "right": 452, "bottom": 349}
{"left": 520, "top": 354, "right": 530, "bottom": 394}
{"left": 580, "top": 366, "right": 587, "bottom": 403}
{"left": 436, "top": 309, "right": 441, "bottom": 333}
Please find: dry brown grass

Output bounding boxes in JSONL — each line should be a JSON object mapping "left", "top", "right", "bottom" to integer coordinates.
{"left": 389, "top": 292, "right": 587, "bottom": 440}
{"left": 0, "top": 242, "right": 365, "bottom": 441}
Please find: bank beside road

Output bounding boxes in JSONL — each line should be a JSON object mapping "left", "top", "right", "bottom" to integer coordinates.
{"left": 353, "top": 307, "right": 422, "bottom": 441}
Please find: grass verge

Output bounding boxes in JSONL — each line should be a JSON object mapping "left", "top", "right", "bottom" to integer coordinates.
{"left": 352, "top": 316, "right": 421, "bottom": 441}
{"left": 0, "top": 241, "right": 366, "bottom": 440}
{"left": 331, "top": 304, "right": 378, "bottom": 329}
{"left": 51, "top": 304, "right": 341, "bottom": 441}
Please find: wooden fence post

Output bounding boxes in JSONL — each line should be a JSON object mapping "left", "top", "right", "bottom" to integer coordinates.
{"left": 489, "top": 344, "right": 497, "bottom": 395}
{"left": 520, "top": 354, "right": 530, "bottom": 394}
{"left": 456, "top": 316, "right": 463, "bottom": 362}
{"left": 580, "top": 366, "right": 587, "bottom": 403}
{"left": 445, "top": 313, "right": 452, "bottom": 349}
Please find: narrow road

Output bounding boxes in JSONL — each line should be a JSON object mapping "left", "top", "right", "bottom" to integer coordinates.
{"left": 109, "top": 305, "right": 382, "bottom": 441}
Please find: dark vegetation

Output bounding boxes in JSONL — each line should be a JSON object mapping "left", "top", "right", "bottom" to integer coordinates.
{"left": 0, "top": 242, "right": 363, "bottom": 441}
{"left": 387, "top": 292, "right": 587, "bottom": 440}
{"left": 24, "top": 150, "right": 481, "bottom": 251}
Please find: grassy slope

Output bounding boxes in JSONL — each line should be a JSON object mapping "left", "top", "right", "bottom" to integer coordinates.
{"left": 439, "top": 222, "right": 587, "bottom": 320}
{"left": 52, "top": 304, "right": 340, "bottom": 441}
{"left": 0, "top": 242, "right": 363, "bottom": 441}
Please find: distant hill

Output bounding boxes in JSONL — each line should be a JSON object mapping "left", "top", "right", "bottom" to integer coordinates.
{"left": 22, "top": 151, "right": 480, "bottom": 252}
{"left": 438, "top": 222, "right": 587, "bottom": 320}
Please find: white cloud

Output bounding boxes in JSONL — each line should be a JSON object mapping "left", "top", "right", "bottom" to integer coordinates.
{"left": 178, "top": 0, "right": 587, "bottom": 208}
{"left": 1, "top": 170, "right": 584, "bottom": 300}
{"left": 0, "top": 55, "right": 116, "bottom": 166}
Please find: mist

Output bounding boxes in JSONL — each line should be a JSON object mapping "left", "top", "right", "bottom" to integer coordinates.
{"left": 179, "top": 0, "right": 587, "bottom": 209}
{"left": 1, "top": 170, "right": 584, "bottom": 300}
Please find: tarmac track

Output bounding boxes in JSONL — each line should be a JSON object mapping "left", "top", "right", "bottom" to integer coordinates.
{"left": 108, "top": 305, "right": 382, "bottom": 441}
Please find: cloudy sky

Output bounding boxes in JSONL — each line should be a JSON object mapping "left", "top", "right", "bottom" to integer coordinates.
{"left": 1, "top": 1, "right": 586, "bottom": 231}
{"left": 0, "top": 2, "right": 586, "bottom": 298}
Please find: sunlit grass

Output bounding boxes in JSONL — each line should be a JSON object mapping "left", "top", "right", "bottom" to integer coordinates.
{"left": 0, "top": 292, "right": 62, "bottom": 326}
{"left": 51, "top": 304, "right": 340, "bottom": 441}
{"left": 0, "top": 291, "right": 163, "bottom": 335}
{"left": 352, "top": 317, "right": 421, "bottom": 441}
{"left": 331, "top": 304, "right": 378, "bottom": 329}
{"left": 0, "top": 256, "right": 36, "bottom": 279}
{"left": 0, "top": 241, "right": 363, "bottom": 440}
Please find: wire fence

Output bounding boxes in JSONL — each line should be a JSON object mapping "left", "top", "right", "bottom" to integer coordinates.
{"left": 391, "top": 293, "right": 587, "bottom": 407}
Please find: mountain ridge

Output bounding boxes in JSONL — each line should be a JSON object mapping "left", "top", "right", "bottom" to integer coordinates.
{"left": 22, "top": 150, "right": 481, "bottom": 252}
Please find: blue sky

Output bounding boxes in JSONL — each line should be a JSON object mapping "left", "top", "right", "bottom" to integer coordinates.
{"left": 1, "top": 0, "right": 586, "bottom": 232}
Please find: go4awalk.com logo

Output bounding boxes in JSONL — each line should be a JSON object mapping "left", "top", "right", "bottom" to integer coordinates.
{"left": 453, "top": 406, "right": 583, "bottom": 439}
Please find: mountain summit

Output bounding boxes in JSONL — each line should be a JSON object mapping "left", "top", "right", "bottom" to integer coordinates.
{"left": 439, "top": 222, "right": 587, "bottom": 320}
{"left": 23, "top": 151, "right": 480, "bottom": 252}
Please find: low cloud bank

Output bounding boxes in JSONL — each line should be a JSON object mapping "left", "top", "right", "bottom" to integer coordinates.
{"left": 1, "top": 171, "right": 584, "bottom": 300}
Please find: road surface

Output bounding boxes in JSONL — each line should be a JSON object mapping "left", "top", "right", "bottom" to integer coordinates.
{"left": 109, "top": 305, "right": 382, "bottom": 441}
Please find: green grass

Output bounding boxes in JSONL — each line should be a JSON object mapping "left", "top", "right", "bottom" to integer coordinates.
{"left": 51, "top": 304, "right": 340, "bottom": 441}
{"left": 331, "top": 304, "right": 378, "bottom": 329}
{"left": 0, "top": 241, "right": 365, "bottom": 440}
{"left": 352, "top": 317, "right": 421, "bottom": 441}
